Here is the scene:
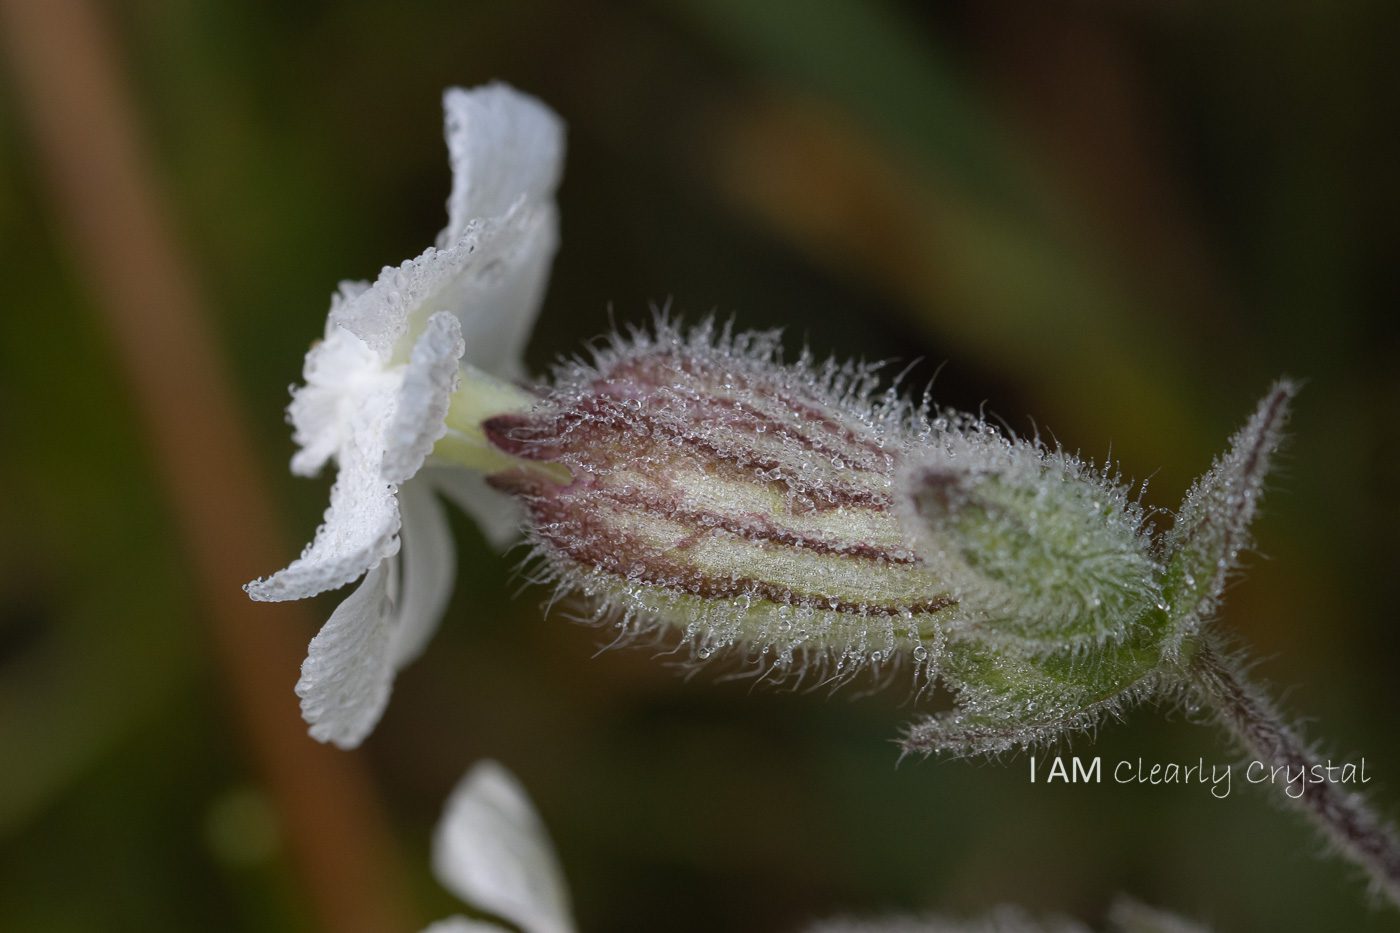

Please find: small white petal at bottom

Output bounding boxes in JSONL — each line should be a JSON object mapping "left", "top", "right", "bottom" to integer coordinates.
{"left": 421, "top": 918, "right": 513, "bottom": 933}
{"left": 433, "top": 761, "right": 576, "bottom": 933}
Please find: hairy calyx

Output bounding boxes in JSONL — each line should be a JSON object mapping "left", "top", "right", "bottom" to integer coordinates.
{"left": 476, "top": 321, "right": 957, "bottom": 682}
{"left": 446, "top": 320, "right": 1164, "bottom": 694}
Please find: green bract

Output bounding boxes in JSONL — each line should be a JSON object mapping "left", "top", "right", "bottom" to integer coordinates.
{"left": 901, "top": 424, "right": 1161, "bottom": 653}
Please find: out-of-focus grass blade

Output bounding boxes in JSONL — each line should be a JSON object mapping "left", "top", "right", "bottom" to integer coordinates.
{"left": 0, "top": 264, "right": 195, "bottom": 836}
{"left": 665, "top": 0, "right": 1024, "bottom": 209}
{"left": 661, "top": 0, "right": 1207, "bottom": 473}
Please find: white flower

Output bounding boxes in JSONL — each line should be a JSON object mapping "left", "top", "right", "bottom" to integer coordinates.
{"left": 245, "top": 83, "right": 565, "bottom": 748}
{"left": 419, "top": 763, "right": 1209, "bottom": 933}
{"left": 424, "top": 761, "right": 576, "bottom": 933}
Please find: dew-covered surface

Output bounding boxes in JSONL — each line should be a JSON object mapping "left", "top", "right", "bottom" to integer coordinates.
{"left": 5, "top": 3, "right": 1396, "bottom": 932}
{"left": 477, "top": 319, "right": 1264, "bottom": 760}
{"left": 903, "top": 387, "right": 1298, "bottom": 757}
{"left": 902, "top": 421, "right": 1163, "bottom": 653}
{"left": 487, "top": 319, "right": 957, "bottom": 687}
{"left": 1160, "top": 382, "right": 1298, "bottom": 645}
{"left": 467, "top": 320, "right": 1327, "bottom": 778}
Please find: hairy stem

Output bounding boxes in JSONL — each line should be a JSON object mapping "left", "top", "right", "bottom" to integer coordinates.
{"left": 1187, "top": 638, "right": 1400, "bottom": 906}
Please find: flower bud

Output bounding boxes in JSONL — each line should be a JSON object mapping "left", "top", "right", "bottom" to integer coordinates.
{"left": 479, "top": 321, "right": 956, "bottom": 681}
{"left": 445, "top": 320, "right": 1291, "bottom": 761}
{"left": 900, "top": 384, "right": 1295, "bottom": 757}
{"left": 893, "top": 416, "right": 1172, "bottom": 755}
{"left": 899, "top": 427, "right": 1162, "bottom": 653}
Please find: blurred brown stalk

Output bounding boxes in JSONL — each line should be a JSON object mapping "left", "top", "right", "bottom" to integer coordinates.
{"left": 0, "top": 0, "right": 409, "bottom": 930}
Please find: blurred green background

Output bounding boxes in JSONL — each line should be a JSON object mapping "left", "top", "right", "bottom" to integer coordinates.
{"left": 2, "top": 0, "right": 1397, "bottom": 930}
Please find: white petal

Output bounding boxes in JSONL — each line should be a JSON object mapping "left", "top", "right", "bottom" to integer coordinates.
{"left": 439, "top": 83, "right": 565, "bottom": 244}
{"left": 286, "top": 319, "right": 384, "bottom": 478}
{"left": 433, "top": 761, "right": 576, "bottom": 933}
{"left": 455, "top": 203, "right": 557, "bottom": 382}
{"left": 330, "top": 207, "right": 553, "bottom": 371}
{"left": 333, "top": 83, "right": 563, "bottom": 373}
{"left": 330, "top": 239, "right": 465, "bottom": 358}
{"left": 331, "top": 279, "right": 372, "bottom": 309}
{"left": 246, "top": 398, "right": 401, "bottom": 602}
{"left": 430, "top": 467, "right": 522, "bottom": 549}
{"left": 421, "top": 919, "right": 513, "bottom": 933}
{"left": 294, "top": 563, "right": 396, "bottom": 749}
{"left": 390, "top": 480, "right": 456, "bottom": 669}
{"left": 384, "top": 312, "right": 465, "bottom": 484}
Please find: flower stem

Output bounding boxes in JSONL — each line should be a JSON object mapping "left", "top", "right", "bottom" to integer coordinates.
{"left": 0, "top": 2, "right": 410, "bottom": 928}
{"left": 1187, "top": 638, "right": 1400, "bottom": 906}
